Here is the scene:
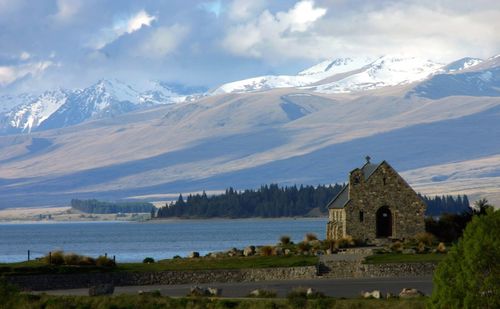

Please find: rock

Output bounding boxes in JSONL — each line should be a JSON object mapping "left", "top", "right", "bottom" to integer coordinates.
{"left": 188, "top": 251, "right": 200, "bottom": 258}
{"left": 273, "top": 247, "right": 284, "bottom": 256}
{"left": 402, "top": 248, "right": 416, "bottom": 254}
{"left": 244, "top": 246, "right": 256, "bottom": 256}
{"left": 189, "top": 286, "right": 220, "bottom": 297}
{"left": 399, "top": 288, "right": 424, "bottom": 298}
{"left": 249, "top": 289, "right": 261, "bottom": 297}
{"left": 326, "top": 249, "right": 332, "bottom": 255}
{"left": 89, "top": 284, "right": 114, "bottom": 296}
{"left": 207, "top": 287, "right": 221, "bottom": 296}
{"left": 362, "top": 290, "right": 381, "bottom": 299}
{"left": 284, "top": 248, "right": 292, "bottom": 256}
{"left": 306, "top": 288, "right": 315, "bottom": 296}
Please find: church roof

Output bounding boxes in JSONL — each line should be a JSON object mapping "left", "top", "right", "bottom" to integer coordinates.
{"left": 327, "top": 159, "right": 384, "bottom": 209}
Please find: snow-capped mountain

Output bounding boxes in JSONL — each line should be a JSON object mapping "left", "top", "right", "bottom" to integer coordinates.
{"left": 408, "top": 58, "right": 500, "bottom": 99}
{"left": 306, "top": 55, "right": 445, "bottom": 93}
{"left": 211, "top": 57, "right": 374, "bottom": 94}
{"left": 2, "top": 89, "right": 69, "bottom": 133}
{"left": 443, "top": 57, "right": 483, "bottom": 73}
{"left": 0, "top": 79, "right": 204, "bottom": 133}
{"left": 212, "top": 55, "right": 489, "bottom": 96}
{"left": 0, "top": 54, "right": 499, "bottom": 207}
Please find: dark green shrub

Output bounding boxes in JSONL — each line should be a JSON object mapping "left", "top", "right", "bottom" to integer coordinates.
{"left": 143, "top": 257, "right": 155, "bottom": 263}
{"left": 287, "top": 290, "right": 308, "bottom": 308}
{"left": 280, "top": 235, "right": 291, "bottom": 245}
{"left": 429, "top": 209, "right": 500, "bottom": 308}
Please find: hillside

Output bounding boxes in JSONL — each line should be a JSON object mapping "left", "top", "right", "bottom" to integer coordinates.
{"left": 0, "top": 55, "right": 499, "bottom": 207}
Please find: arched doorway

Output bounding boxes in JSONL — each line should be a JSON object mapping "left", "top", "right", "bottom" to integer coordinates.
{"left": 376, "top": 206, "right": 392, "bottom": 238}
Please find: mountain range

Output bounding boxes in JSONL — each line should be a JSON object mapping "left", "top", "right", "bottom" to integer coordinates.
{"left": 0, "top": 54, "right": 499, "bottom": 208}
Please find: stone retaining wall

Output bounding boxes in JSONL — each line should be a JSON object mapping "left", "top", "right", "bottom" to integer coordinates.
{"left": 6, "top": 266, "right": 317, "bottom": 291}
{"left": 319, "top": 261, "right": 436, "bottom": 278}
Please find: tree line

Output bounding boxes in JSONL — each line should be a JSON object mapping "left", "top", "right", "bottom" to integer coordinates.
{"left": 155, "top": 184, "right": 344, "bottom": 218}
{"left": 70, "top": 199, "right": 154, "bottom": 214}
{"left": 153, "top": 184, "right": 471, "bottom": 219}
{"left": 419, "top": 194, "right": 470, "bottom": 216}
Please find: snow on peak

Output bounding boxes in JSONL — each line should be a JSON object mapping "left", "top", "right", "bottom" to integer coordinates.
{"left": 309, "top": 55, "right": 445, "bottom": 94}
{"left": 298, "top": 57, "right": 373, "bottom": 76}
{"left": 7, "top": 89, "right": 68, "bottom": 132}
{"left": 211, "top": 57, "right": 374, "bottom": 95}
{"left": 444, "top": 57, "right": 483, "bottom": 73}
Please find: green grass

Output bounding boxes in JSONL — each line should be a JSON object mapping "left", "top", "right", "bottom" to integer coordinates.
{"left": 119, "top": 255, "right": 318, "bottom": 272}
{"left": 0, "top": 255, "right": 318, "bottom": 276}
{"left": 364, "top": 252, "right": 446, "bottom": 264}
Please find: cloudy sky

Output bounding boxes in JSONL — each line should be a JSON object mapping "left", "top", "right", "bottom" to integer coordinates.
{"left": 1, "top": 0, "right": 499, "bottom": 93}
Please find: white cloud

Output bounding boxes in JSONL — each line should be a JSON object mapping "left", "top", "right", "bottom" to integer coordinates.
{"left": 125, "top": 10, "right": 156, "bottom": 34}
{"left": 0, "top": 61, "right": 52, "bottom": 87}
{"left": 53, "top": 0, "right": 81, "bottom": 21}
{"left": 227, "top": 0, "right": 266, "bottom": 21}
{"left": 222, "top": 0, "right": 327, "bottom": 59}
{"left": 91, "top": 10, "right": 156, "bottom": 50}
{"left": 222, "top": 0, "right": 500, "bottom": 62}
{"left": 139, "top": 24, "right": 189, "bottom": 58}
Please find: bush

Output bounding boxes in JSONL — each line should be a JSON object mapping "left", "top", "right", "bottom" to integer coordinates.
{"left": 305, "top": 233, "right": 318, "bottom": 242}
{"left": 143, "top": 257, "right": 155, "bottom": 264}
{"left": 78, "top": 256, "right": 96, "bottom": 266}
{"left": 416, "top": 242, "right": 427, "bottom": 254}
{"left": 297, "top": 242, "right": 311, "bottom": 253}
{"left": 280, "top": 235, "right": 291, "bottom": 245}
{"left": 45, "top": 251, "right": 65, "bottom": 265}
{"left": 336, "top": 236, "right": 355, "bottom": 248}
{"left": 96, "top": 255, "right": 116, "bottom": 267}
{"left": 63, "top": 253, "right": 82, "bottom": 265}
{"left": 429, "top": 209, "right": 500, "bottom": 308}
{"left": 390, "top": 241, "right": 403, "bottom": 253}
{"left": 436, "top": 242, "right": 447, "bottom": 253}
{"left": 415, "top": 232, "right": 436, "bottom": 246}
{"left": 287, "top": 290, "right": 308, "bottom": 308}
{"left": 247, "top": 289, "right": 277, "bottom": 298}
{"left": 259, "top": 246, "right": 274, "bottom": 257}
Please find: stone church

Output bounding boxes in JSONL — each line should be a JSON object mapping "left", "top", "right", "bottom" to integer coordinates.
{"left": 326, "top": 157, "right": 426, "bottom": 242}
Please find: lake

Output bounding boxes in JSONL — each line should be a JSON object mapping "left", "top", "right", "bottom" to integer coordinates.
{"left": 0, "top": 218, "right": 327, "bottom": 262}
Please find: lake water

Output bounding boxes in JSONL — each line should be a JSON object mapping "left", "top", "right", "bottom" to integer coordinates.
{"left": 0, "top": 218, "right": 327, "bottom": 263}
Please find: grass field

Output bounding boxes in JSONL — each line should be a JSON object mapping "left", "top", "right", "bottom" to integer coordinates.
{"left": 0, "top": 255, "right": 319, "bottom": 276}
{"left": 364, "top": 253, "right": 446, "bottom": 264}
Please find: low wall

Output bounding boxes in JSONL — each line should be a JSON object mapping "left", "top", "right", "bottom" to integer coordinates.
{"left": 6, "top": 262, "right": 437, "bottom": 291}
{"left": 6, "top": 266, "right": 317, "bottom": 291}
{"left": 319, "top": 261, "right": 436, "bottom": 278}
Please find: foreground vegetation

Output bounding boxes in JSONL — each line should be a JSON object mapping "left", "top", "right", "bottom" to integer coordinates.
{"left": 0, "top": 281, "right": 427, "bottom": 309}
{"left": 429, "top": 208, "right": 500, "bottom": 308}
